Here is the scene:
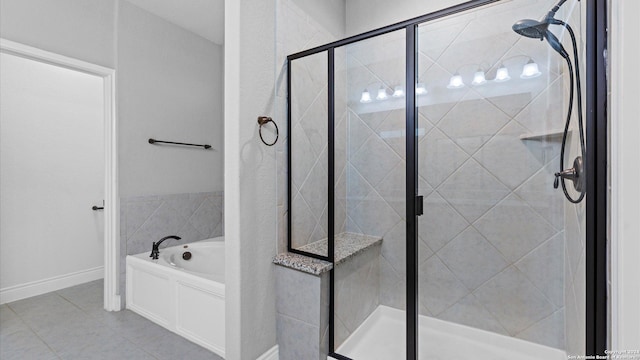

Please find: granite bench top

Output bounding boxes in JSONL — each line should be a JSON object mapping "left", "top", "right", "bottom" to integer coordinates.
{"left": 273, "top": 232, "right": 382, "bottom": 275}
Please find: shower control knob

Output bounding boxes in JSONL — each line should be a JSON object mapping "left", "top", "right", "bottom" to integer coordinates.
{"left": 554, "top": 168, "right": 575, "bottom": 189}
{"left": 554, "top": 156, "right": 584, "bottom": 192}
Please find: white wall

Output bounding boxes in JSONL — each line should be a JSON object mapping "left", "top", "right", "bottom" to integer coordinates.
{"left": 0, "top": 0, "right": 116, "bottom": 68}
{"left": 0, "top": 53, "right": 105, "bottom": 300}
{"left": 1, "top": 0, "right": 225, "bottom": 199}
{"left": 118, "top": 0, "right": 224, "bottom": 197}
{"left": 290, "top": 0, "right": 346, "bottom": 38}
{"left": 611, "top": 0, "right": 640, "bottom": 351}
{"left": 225, "top": 0, "right": 277, "bottom": 358}
{"left": 225, "top": 0, "right": 349, "bottom": 357}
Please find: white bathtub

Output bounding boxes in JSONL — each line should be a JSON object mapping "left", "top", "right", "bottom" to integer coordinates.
{"left": 126, "top": 237, "right": 225, "bottom": 357}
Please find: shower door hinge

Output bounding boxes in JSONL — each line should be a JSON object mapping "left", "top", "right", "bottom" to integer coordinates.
{"left": 416, "top": 196, "right": 424, "bottom": 216}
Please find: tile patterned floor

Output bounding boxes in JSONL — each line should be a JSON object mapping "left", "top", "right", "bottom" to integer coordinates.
{"left": 0, "top": 280, "right": 223, "bottom": 360}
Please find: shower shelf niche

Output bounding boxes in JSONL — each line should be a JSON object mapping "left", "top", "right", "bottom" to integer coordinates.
{"left": 519, "top": 129, "right": 565, "bottom": 140}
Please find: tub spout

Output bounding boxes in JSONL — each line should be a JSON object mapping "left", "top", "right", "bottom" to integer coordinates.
{"left": 150, "top": 235, "right": 182, "bottom": 260}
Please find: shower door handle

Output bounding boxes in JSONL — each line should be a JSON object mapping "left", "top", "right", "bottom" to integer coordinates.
{"left": 416, "top": 196, "right": 424, "bottom": 216}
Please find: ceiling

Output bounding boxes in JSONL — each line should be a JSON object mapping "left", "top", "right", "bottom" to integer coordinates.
{"left": 126, "top": 0, "right": 224, "bottom": 45}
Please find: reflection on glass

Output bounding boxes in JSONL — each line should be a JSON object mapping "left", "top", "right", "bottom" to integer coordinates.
{"left": 417, "top": 0, "right": 586, "bottom": 358}
{"left": 290, "top": 52, "right": 329, "bottom": 257}
{"left": 333, "top": 29, "right": 407, "bottom": 359}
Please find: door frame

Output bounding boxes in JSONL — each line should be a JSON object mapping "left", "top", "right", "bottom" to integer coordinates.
{"left": 0, "top": 39, "right": 121, "bottom": 311}
{"left": 609, "top": 0, "right": 640, "bottom": 350}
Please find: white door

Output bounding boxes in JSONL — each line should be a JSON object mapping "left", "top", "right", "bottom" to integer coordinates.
{"left": 0, "top": 52, "right": 105, "bottom": 302}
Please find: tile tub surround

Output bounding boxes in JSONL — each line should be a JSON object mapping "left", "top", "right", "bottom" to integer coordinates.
{"left": 0, "top": 280, "right": 222, "bottom": 360}
{"left": 119, "top": 191, "right": 224, "bottom": 306}
{"left": 274, "top": 234, "right": 381, "bottom": 359}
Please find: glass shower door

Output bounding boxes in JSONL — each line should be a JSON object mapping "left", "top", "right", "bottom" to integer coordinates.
{"left": 332, "top": 28, "right": 409, "bottom": 360}
{"left": 416, "top": 0, "right": 585, "bottom": 358}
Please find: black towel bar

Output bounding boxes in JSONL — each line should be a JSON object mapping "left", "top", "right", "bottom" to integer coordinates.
{"left": 148, "top": 138, "right": 212, "bottom": 149}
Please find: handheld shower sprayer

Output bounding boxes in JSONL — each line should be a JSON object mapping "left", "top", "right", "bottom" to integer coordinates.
{"left": 512, "top": 0, "right": 585, "bottom": 204}
{"left": 511, "top": 0, "right": 569, "bottom": 59}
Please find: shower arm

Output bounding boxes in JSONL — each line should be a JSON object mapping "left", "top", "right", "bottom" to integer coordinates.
{"left": 546, "top": 0, "right": 569, "bottom": 21}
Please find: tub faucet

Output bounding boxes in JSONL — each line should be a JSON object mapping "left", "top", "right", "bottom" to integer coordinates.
{"left": 150, "top": 235, "right": 181, "bottom": 260}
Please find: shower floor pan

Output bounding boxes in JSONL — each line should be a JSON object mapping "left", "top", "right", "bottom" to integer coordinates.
{"left": 332, "top": 306, "right": 566, "bottom": 360}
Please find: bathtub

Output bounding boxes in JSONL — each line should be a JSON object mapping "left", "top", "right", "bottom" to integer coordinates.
{"left": 126, "top": 237, "right": 225, "bottom": 357}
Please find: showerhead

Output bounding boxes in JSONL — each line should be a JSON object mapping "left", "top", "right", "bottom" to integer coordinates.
{"left": 512, "top": 19, "right": 547, "bottom": 40}
{"left": 512, "top": 0, "right": 570, "bottom": 59}
{"left": 512, "top": 18, "right": 569, "bottom": 59}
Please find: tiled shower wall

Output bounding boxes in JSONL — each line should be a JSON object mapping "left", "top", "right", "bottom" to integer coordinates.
{"left": 275, "top": 0, "right": 347, "bottom": 356}
{"left": 279, "top": 0, "right": 580, "bottom": 353}
{"left": 277, "top": 0, "right": 347, "bottom": 253}
{"left": 289, "top": 53, "right": 348, "bottom": 251}
{"left": 342, "top": 1, "right": 569, "bottom": 349}
{"left": 119, "top": 191, "right": 224, "bottom": 304}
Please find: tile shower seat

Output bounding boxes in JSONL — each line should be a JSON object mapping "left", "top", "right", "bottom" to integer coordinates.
{"left": 273, "top": 233, "right": 382, "bottom": 360}
{"left": 273, "top": 232, "right": 382, "bottom": 275}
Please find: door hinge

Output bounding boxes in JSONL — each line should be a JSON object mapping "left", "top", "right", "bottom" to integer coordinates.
{"left": 416, "top": 195, "right": 424, "bottom": 216}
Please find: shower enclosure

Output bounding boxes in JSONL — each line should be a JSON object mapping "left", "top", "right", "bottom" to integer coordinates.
{"left": 286, "top": 0, "right": 607, "bottom": 359}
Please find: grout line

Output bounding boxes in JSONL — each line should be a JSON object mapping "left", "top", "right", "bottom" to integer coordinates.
{"left": 345, "top": 110, "right": 376, "bottom": 156}
{"left": 425, "top": 20, "right": 473, "bottom": 65}
{"left": 349, "top": 49, "right": 403, "bottom": 93}
{"left": 468, "top": 265, "right": 524, "bottom": 337}
{"left": 347, "top": 162, "right": 404, "bottom": 223}
{"left": 4, "top": 284, "right": 216, "bottom": 360}
{"left": 422, "top": 191, "right": 471, "bottom": 252}
{"left": 514, "top": 233, "right": 566, "bottom": 310}
{"left": 434, "top": 291, "right": 510, "bottom": 336}
{"left": 6, "top": 297, "right": 66, "bottom": 359}
{"left": 294, "top": 191, "right": 324, "bottom": 246}
{"left": 510, "top": 155, "right": 566, "bottom": 232}
{"left": 57, "top": 283, "right": 166, "bottom": 360}
{"left": 292, "top": 125, "right": 328, "bottom": 192}
{"left": 513, "top": 305, "right": 566, "bottom": 342}
{"left": 54, "top": 291, "right": 88, "bottom": 314}
{"left": 468, "top": 191, "right": 560, "bottom": 267}
{"left": 295, "top": 82, "right": 329, "bottom": 126}
{"left": 429, "top": 252, "right": 470, "bottom": 317}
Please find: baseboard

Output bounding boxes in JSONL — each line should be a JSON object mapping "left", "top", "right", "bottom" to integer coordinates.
{"left": 256, "top": 345, "right": 279, "bottom": 360}
{"left": 0, "top": 266, "right": 104, "bottom": 304}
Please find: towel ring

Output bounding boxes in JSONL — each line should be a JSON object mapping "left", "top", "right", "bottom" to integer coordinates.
{"left": 258, "top": 116, "right": 279, "bottom": 146}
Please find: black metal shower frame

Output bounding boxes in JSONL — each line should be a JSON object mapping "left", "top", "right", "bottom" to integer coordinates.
{"left": 286, "top": 0, "right": 608, "bottom": 358}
